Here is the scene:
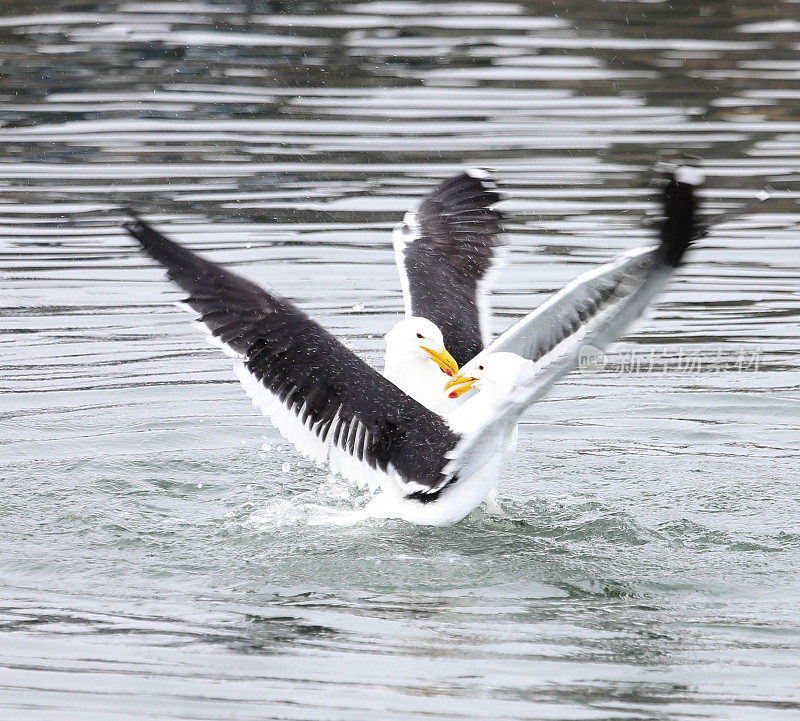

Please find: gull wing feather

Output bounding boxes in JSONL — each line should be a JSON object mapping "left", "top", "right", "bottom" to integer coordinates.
{"left": 443, "top": 171, "right": 701, "bottom": 489}
{"left": 393, "top": 170, "right": 504, "bottom": 365}
{"left": 124, "top": 215, "right": 460, "bottom": 495}
{"left": 476, "top": 244, "right": 659, "bottom": 364}
{"left": 470, "top": 168, "right": 699, "bottom": 368}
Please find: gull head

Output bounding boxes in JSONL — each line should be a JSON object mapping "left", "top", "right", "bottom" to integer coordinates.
{"left": 445, "top": 352, "right": 534, "bottom": 401}
{"left": 385, "top": 316, "right": 459, "bottom": 377}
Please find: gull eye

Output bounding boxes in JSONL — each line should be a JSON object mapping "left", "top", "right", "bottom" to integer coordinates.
{"left": 478, "top": 365, "right": 484, "bottom": 371}
{"left": 416, "top": 332, "right": 424, "bottom": 339}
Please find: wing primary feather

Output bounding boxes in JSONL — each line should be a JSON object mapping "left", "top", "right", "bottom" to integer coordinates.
{"left": 448, "top": 169, "right": 703, "bottom": 488}
{"left": 125, "top": 214, "right": 461, "bottom": 495}
{"left": 394, "top": 170, "right": 505, "bottom": 365}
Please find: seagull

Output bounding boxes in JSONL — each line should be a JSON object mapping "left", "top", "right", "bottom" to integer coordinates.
{"left": 124, "top": 166, "right": 701, "bottom": 526}
{"left": 436, "top": 166, "right": 705, "bottom": 506}
{"left": 383, "top": 169, "right": 503, "bottom": 415}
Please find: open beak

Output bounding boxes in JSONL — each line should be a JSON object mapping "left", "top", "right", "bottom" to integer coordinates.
{"left": 444, "top": 373, "right": 478, "bottom": 399}
{"left": 421, "top": 346, "right": 459, "bottom": 377}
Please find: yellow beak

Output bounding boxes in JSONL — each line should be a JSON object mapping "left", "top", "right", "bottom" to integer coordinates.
{"left": 421, "top": 346, "right": 459, "bottom": 377}
{"left": 444, "top": 373, "right": 478, "bottom": 398}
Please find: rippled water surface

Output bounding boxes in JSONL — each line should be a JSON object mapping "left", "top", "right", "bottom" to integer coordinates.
{"left": 2, "top": 1, "right": 800, "bottom": 719}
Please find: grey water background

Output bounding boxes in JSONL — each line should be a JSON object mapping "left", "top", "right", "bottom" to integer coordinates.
{"left": 1, "top": 0, "right": 800, "bottom": 718}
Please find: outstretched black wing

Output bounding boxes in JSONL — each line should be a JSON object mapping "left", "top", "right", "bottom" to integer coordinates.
{"left": 393, "top": 170, "right": 504, "bottom": 365}
{"left": 124, "top": 215, "right": 460, "bottom": 494}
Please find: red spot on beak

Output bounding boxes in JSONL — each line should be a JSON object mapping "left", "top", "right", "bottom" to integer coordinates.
{"left": 448, "top": 391, "right": 458, "bottom": 399}
{"left": 445, "top": 369, "right": 454, "bottom": 377}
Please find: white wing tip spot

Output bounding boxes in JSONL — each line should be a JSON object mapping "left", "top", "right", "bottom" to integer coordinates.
{"left": 465, "top": 167, "right": 502, "bottom": 201}
{"left": 675, "top": 165, "right": 705, "bottom": 186}
{"left": 465, "top": 167, "right": 490, "bottom": 180}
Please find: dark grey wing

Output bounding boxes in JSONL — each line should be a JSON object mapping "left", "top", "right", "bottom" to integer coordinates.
{"left": 124, "top": 215, "right": 460, "bottom": 494}
{"left": 393, "top": 170, "right": 504, "bottom": 366}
